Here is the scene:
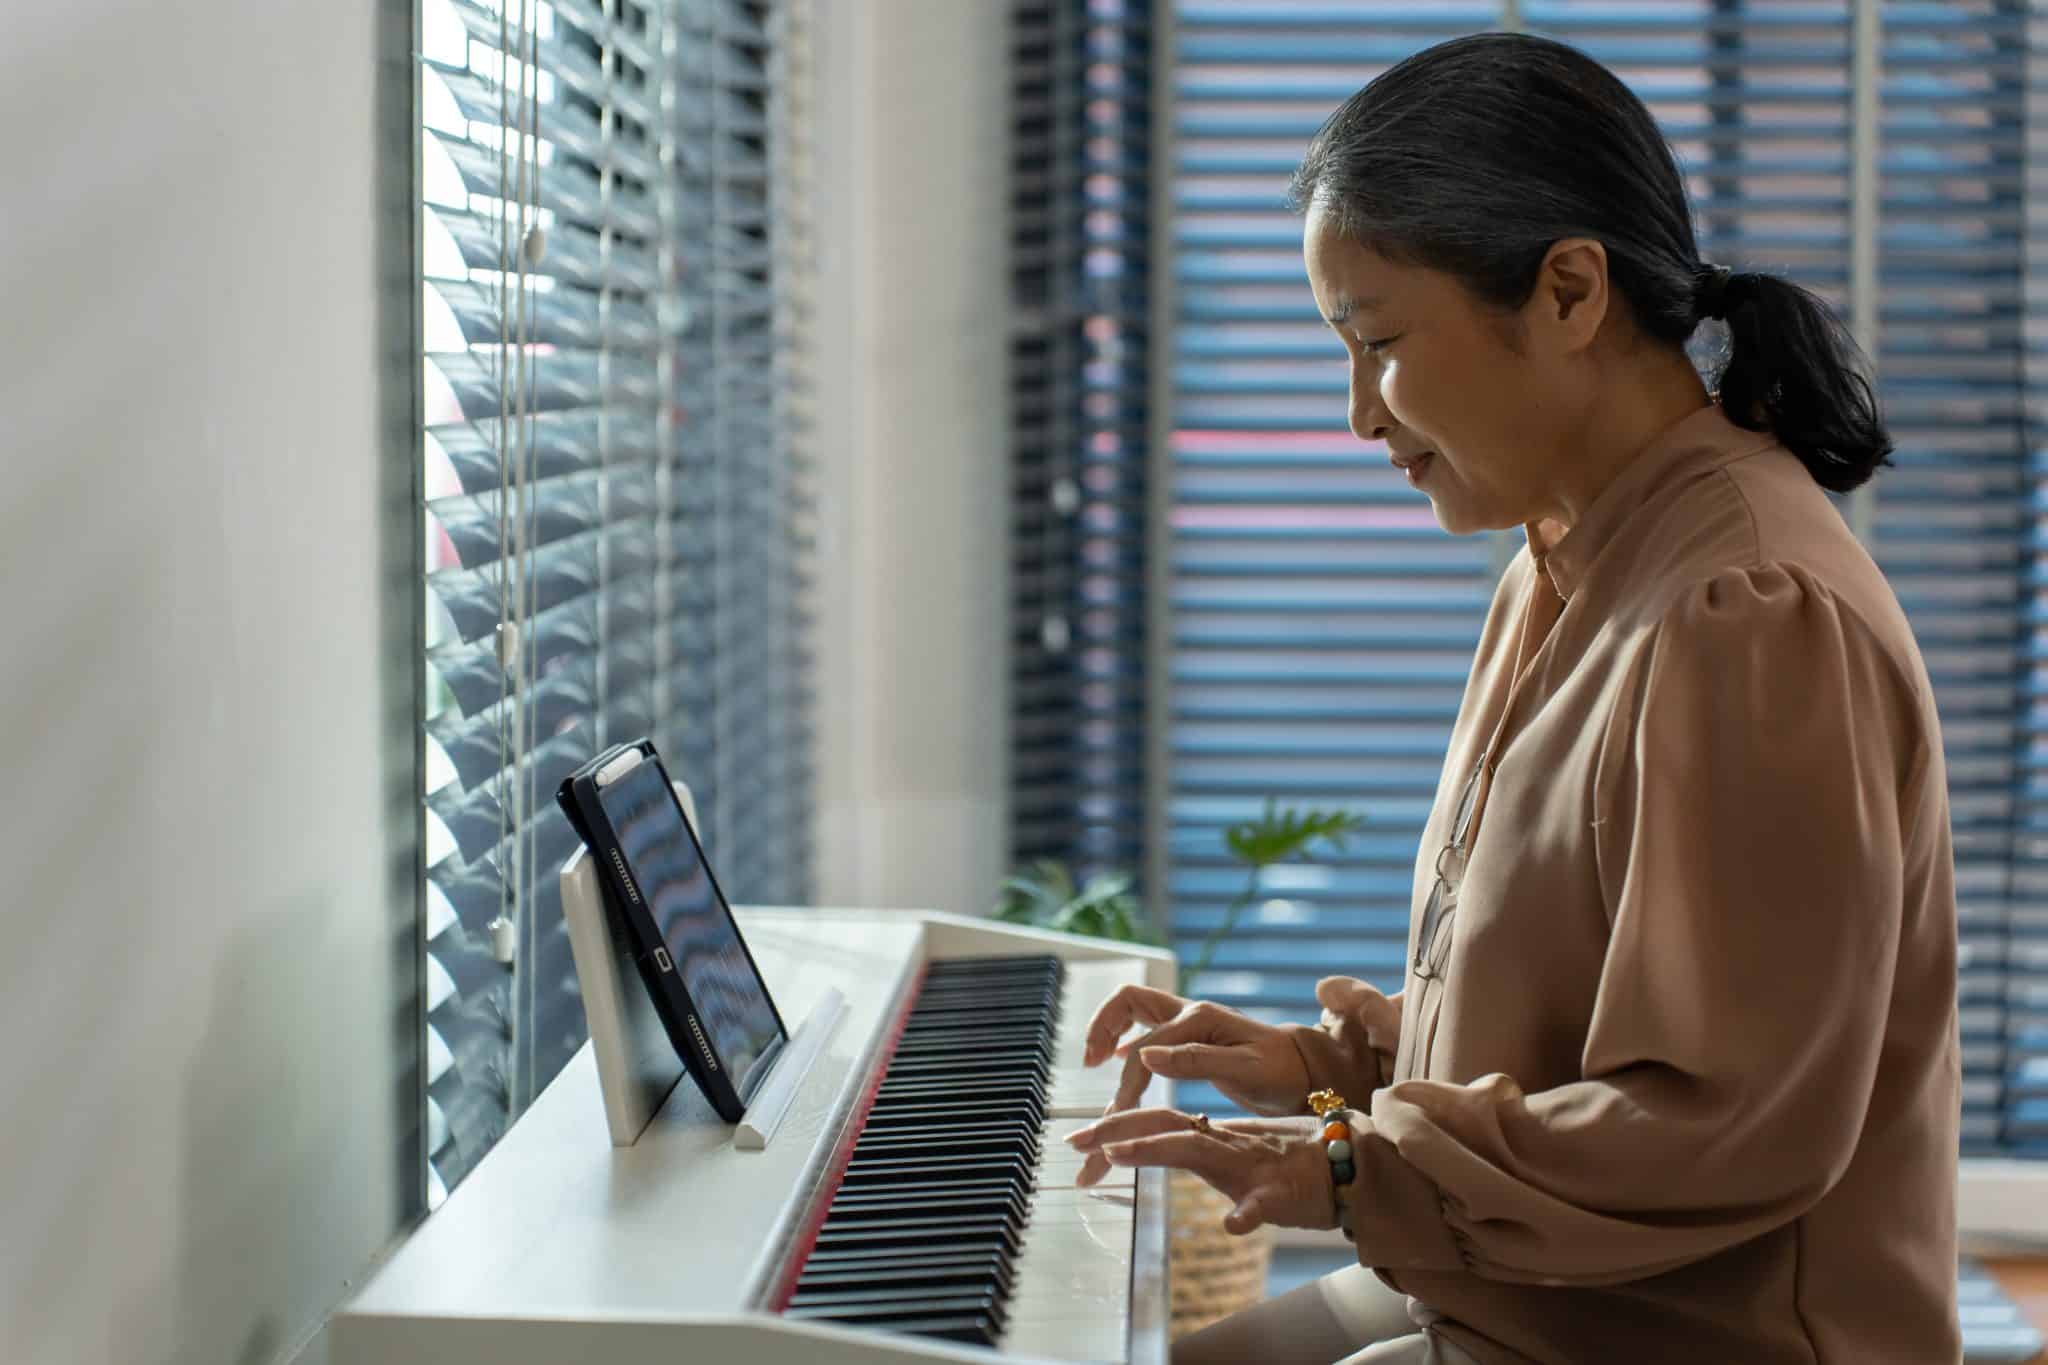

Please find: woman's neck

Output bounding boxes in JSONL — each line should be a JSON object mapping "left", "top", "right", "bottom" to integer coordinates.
{"left": 1542, "top": 345, "right": 1714, "bottom": 531}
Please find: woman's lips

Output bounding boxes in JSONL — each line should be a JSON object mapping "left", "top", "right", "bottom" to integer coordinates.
{"left": 1396, "top": 451, "right": 1436, "bottom": 487}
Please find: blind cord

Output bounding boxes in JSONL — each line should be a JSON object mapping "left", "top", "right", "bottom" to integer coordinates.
{"left": 516, "top": 0, "right": 544, "bottom": 1107}
{"left": 487, "top": 0, "right": 519, "bottom": 977}
{"left": 492, "top": 0, "right": 542, "bottom": 1102}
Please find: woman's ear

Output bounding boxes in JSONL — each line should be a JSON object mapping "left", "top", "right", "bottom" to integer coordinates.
{"left": 1528, "top": 237, "right": 1610, "bottom": 353}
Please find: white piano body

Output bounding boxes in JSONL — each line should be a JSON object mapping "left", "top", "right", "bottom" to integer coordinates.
{"left": 331, "top": 908, "right": 1178, "bottom": 1365}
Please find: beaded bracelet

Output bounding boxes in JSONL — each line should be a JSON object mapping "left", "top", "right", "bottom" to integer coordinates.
{"left": 1307, "top": 1088, "right": 1358, "bottom": 1239}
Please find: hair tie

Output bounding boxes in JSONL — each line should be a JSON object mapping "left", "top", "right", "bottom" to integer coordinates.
{"left": 1693, "top": 263, "right": 1735, "bottom": 320}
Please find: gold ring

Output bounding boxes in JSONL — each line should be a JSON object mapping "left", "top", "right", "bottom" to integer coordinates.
{"left": 1192, "top": 1113, "right": 1211, "bottom": 1134}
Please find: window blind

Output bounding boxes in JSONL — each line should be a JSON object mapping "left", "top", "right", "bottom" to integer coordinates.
{"left": 2020, "top": 3, "right": 2048, "bottom": 1155}
{"left": 1871, "top": 1, "right": 2028, "bottom": 1155}
{"left": 1164, "top": 2, "right": 1505, "bottom": 1123}
{"left": 684, "top": 0, "right": 817, "bottom": 905}
{"left": 1010, "top": 0, "right": 1156, "bottom": 885}
{"left": 417, "top": 0, "right": 813, "bottom": 1202}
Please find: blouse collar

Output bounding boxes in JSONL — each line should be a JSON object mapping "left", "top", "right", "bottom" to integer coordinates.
{"left": 1527, "top": 403, "right": 1779, "bottom": 602}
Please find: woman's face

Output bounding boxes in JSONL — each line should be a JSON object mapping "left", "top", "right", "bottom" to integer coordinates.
{"left": 1302, "top": 203, "right": 1583, "bottom": 535}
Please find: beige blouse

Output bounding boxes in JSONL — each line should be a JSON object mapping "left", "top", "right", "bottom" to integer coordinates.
{"left": 1292, "top": 403, "right": 1962, "bottom": 1364}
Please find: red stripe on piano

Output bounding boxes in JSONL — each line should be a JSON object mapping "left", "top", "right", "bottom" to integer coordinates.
{"left": 768, "top": 961, "right": 929, "bottom": 1314}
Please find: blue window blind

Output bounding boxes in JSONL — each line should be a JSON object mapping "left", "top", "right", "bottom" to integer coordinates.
{"left": 1160, "top": 0, "right": 2046, "bottom": 1159}
{"left": 417, "top": 0, "right": 814, "bottom": 1201}
{"left": 1166, "top": 2, "right": 1507, "bottom": 1122}
{"left": 2019, "top": 5, "right": 2048, "bottom": 1155}
{"left": 1873, "top": 2, "right": 2028, "bottom": 1154}
{"left": 1011, "top": 0, "right": 1156, "bottom": 882}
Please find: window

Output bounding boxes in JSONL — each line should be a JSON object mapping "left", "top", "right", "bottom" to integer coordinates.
{"left": 416, "top": 0, "right": 814, "bottom": 1201}
{"left": 1010, "top": 0, "right": 1157, "bottom": 888}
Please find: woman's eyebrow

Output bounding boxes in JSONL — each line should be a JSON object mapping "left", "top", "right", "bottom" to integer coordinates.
{"left": 1322, "top": 293, "right": 1383, "bottom": 328}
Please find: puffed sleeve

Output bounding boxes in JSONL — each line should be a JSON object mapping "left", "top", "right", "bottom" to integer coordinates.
{"left": 1342, "top": 563, "right": 1930, "bottom": 1283}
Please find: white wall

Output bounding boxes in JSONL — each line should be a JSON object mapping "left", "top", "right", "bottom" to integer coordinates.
{"left": 810, "top": 0, "right": 1014, "bottom": 917}
{"left": 0, "top": 4, "right": 418, "bottom": 1364}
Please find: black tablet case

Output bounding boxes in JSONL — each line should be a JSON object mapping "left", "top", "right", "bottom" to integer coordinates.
{"left": 556, "top": 740, "right": 781, "bottom": 1123}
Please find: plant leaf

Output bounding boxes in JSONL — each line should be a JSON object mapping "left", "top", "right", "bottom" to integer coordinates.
{"left": 1224, "top": 802, "right": 1366, "bottom": 868}
{"left": 1037, "top": 860, "right": 1077, "bottom": 902}
{"left": 1076, "top": 872, "right": 1133, "bottom": 903}
{"left": 1055, "top": 900, "right": 1107, "bottom": 938}
{"left": 990, "top": 859, "right": 1154, "bottom": 945}
{"left": 995, "top": 860, "right": 1083, "bottom": 925}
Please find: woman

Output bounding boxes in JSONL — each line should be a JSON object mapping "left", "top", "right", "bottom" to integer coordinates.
{"left": 1064, "top": 33, "right": 1960, "bottom": 1365}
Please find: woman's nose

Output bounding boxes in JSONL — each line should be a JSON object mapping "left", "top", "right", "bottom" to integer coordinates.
{"left": 1349, "top": 373, "right": 1394, "bottom": 444}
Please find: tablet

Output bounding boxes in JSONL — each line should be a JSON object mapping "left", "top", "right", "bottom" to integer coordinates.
{"left": 556, "top": 740, "right": 787, "bottom": 1123}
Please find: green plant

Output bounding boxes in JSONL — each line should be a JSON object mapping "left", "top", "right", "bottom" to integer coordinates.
{"left": 993, "top": 799, "right": 1365, "bottom": 994}
{"left": 1185, "top": 800, "right": 1365, "bottom": 993}
{"left": 995, "top": 860, "right": 1160, "bottom": 945}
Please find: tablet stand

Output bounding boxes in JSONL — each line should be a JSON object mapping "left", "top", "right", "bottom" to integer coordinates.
{"left": 558, "top": 780, "right": 843, "bottom": 1150}
{"left": 735, "top": 985, "right": 844, "bottom": 1150}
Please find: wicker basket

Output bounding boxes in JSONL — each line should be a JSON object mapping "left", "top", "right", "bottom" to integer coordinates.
{"left": 1167, "top": 1169, "right": 1275, "bottom": 1339}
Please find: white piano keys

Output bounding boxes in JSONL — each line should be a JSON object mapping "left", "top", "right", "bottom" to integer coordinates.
{"left": 1038, "top": 1119, "right": 1135, "bottom": 1190}
{"left": 991, "top": 1119, "right": 1142, "bottom": 1362}
{"left": 1054, "top": 959, "right": 1149, "bottom": 1063}
{"left": 998, "top": 1103, "right": 1144, "bottom": 1364}
{"left": 1051, "top": 958, "right": 1149, "bottom": 1117}
{"left": 1021, "top": 958, "right": 1171, "bottom": 1361}
{"left": 1001, "top": 1186, "right": 1137, "bottom": 1365}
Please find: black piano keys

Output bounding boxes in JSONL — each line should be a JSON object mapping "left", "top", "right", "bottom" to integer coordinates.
{"left": 784, "top": 955, "right": 1065, "bottom": 1347}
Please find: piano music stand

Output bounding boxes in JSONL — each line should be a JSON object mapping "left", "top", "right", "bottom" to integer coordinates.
{"left": 559, "top": 779, "right": 844, "bottom": 1149}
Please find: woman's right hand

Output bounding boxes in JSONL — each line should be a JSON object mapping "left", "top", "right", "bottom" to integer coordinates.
{"left": 1080, "top": 986, "right": 1312, "bottom": 1119}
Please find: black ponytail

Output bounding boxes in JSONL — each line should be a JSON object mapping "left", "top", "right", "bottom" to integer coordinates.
{"left": 1707, "top": 271, "right": 1890, "bottom": 493}
{"left": 1289, "top": 32, "right": 1892, "bottom": 493}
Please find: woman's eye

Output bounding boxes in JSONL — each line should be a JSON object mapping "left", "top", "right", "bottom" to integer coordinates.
{"left": 1360, "top": 334, "right": 1401, "bottom": 355}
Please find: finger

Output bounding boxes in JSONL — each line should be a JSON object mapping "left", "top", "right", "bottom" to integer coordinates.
{"left": 1357, "top": 988, "right": 1403, "bottom": 1047}
{"left": 1110, "top": 1008, "right": 1238, "bottom": 1112}
{"left": 1102, "top": 1131, "right": 1240, "bottom": 1186}
{"left": 1109, "top": 1032, "right": 1163, "bottom": 1114}
{"left": 1224, "top": 1186, "right": 1275, "bottom": 1236}
{"left": 1314, "top": 975, "right": 1376, "bottom": 1021}
{"left": 1083, "top": 985, "right": 1186, "bottom": 1068}
{"left": 1084, "top": 985, "right": 1186, "bottom": 1067}
{"left": 1076, "top": 1150, "right": 1112, "bottom": 1187}
{"left": 1215, "top": 1115, "right": 1319, "bottom": 1140}
{"left": 1113, "top": 1008, "right": 1214, "bottom": 1059}
{"left": 1314, "top": 975, "right": 1370, "bottom": 1006}
{"left": 1137, "top": 1042, "right": 1262, "bottom": 1091}
{"left": 1067, "top": 1106, "right": 1197, "bottom": 1150}
{"left": 1317, "top": 976, "right": 1403, "bottom": 1054}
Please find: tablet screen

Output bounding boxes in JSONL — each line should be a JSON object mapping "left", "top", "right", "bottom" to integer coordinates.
{"left": 597, "top": 757, "right": 784, "bottom": 1097}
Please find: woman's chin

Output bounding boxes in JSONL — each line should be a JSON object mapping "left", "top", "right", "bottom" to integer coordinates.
{"left": 1428, "top": 494, "right": 1517, "bottom": 538}
{"left": 1428, "top": 499, "right": 1484, "bottom": 537}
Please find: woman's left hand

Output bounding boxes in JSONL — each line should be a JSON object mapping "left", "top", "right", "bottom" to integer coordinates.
{"left": 1065, "top": 1109, "right": 1336, "bottom": 1235}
